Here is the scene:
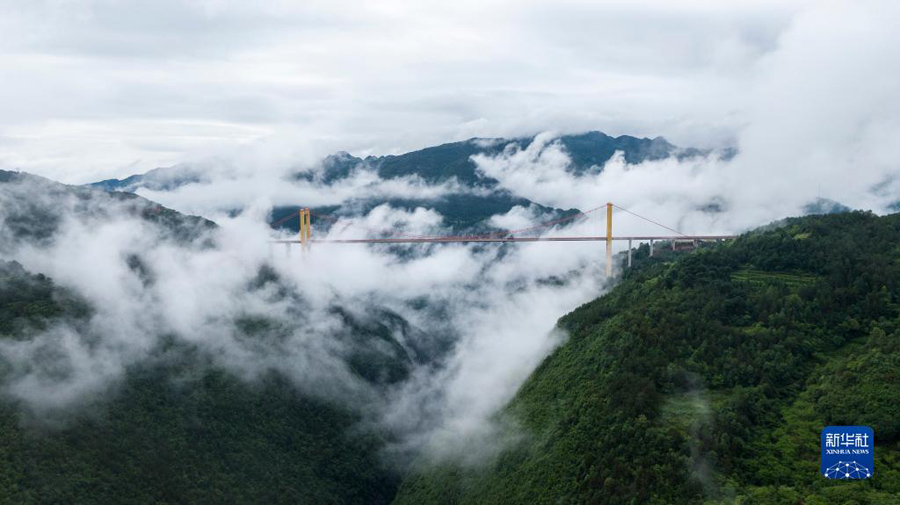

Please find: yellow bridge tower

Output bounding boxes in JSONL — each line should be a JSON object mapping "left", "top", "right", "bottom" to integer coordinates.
{"left": 606, "top": 202, "right": 613, "bottom": 278}
{"left": 299, "top": 208, "right": 311, "bottom": 250}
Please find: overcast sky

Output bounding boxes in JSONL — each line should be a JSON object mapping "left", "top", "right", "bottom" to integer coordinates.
{"left": 0, "top": 0, "right": 832, "bottom": 183}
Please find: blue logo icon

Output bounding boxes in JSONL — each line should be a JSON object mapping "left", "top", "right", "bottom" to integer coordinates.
{"left": 821, "top": 426, "right": 874, "bottom": 479}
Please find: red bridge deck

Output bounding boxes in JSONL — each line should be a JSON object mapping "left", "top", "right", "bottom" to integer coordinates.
{"left": 273, "top": 235, "right": 737, "bottom": 244}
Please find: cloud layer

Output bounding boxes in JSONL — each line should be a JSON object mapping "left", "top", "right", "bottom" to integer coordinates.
{"left": 0, "top": 0, "right": 817, "bottom": 183}
{"left": 0, "top": 171, "right": 612, "bottom": 466}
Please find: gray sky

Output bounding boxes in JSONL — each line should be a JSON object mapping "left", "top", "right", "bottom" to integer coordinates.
{"left": 0, "top": 0, "right": 821, "bottom": 183}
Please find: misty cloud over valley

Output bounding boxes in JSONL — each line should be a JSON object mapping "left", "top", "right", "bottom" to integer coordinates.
{"left": 0, "top": 165, "right": 610, "bottom": 464}
{"left": 1, "top": 2, "right": 899, "bottom": 501}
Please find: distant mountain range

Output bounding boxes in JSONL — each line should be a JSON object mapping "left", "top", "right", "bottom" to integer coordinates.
{"left": 93, "top": 131, "right": 729, "bottom": 193}
{"left": 91, "top": 164, "right": 211, "bottom": 193}
{"left": 85, "top": 131, "right": 860, "bottom": 237}
{"left": 88, "top": 131, "right": 734, "bottom": 234}
{"left": 294, "top": 131, "right": 725, "bottom": 188}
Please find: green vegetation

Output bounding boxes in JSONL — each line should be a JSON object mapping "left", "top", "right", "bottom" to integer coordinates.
{"left": 0, "top": 259, "right": 402, "bottom": 504}
{"left": 395, "top": 211, "right": 900, "bottom": 504}
{"left": 730, "top": 269, "right": 819, "bottom": 289}
{"left": 0, "top": 363, "right": 398, "bottom": 504}
{"left": 0, "top": 171, "right": 423, "bottom": 504}
{"left": 301, "top": 131, "right": 696, "bottom": 187}
{"left": 271, "top": 193, "right": 579, "bottom": 236}
{"left": 0, "top": 260, "right": 90, "bottom": 336}
{"left": 1, "top": 170, "right": 215, "bottom": 247}
{"left": 272, "top": 132, "right": 697, "bottom": 234}
{"left": 7, "top": 163, "right": 900, "bottom": 503}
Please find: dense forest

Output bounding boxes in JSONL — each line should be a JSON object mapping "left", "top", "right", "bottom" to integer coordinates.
{"left": 395, "top": 211, "right": 900, "bottom": 504}
{"left": 0, "top": 170, "right": 438, "bottom": 504}
{"left": 0, "top": 259, "right": 403, "bottom": 504}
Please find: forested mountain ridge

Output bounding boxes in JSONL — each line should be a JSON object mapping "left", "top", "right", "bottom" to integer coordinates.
{"left": 394, "top": 211, "right": 900, "bottom": 504}
{"left": 0, "top": 260, "right": 409, "bottom": 504}
{"left": 0, "top": 172, "right": 431, "bottom": 504}
{"left": 0, "top": 169, "right": 216, "bottom": 248}
{"left": 88, "top": 131, "right": 721, "bottom": 235}
{"left": 297, "top": 131, "right": 712, "bottom": 187}
{"left": 274, "top": 132, "right": 714, "bottom": 235}
{"left": 91, "top": 131, "right": 715, "bottom": 193}
{"left": 0, "top": 267, "right": 401, "bottom": 504}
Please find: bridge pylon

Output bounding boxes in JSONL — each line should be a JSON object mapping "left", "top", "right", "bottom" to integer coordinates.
{"left": 299, "top": 208, "right": 311, "bottom": 251}
{"left": 606, "top": 202, "right": 613, "bottom": 278}
{"left": 269, "top": 202, "right": 737, "bottom": 268}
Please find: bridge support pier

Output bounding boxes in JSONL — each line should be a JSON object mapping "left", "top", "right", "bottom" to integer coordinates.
{"left": 649, "top": 239, "right": 654, "bottom": 257}
{"left": 628, "top": 239, "right": 632, "bottom": 267}
{"left": 672, "top": 240, "right": 677, "bottom": 251}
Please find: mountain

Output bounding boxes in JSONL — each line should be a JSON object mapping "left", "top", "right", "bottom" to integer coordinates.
{"left": 0, "top": 259, "right": 404, "bottom": 504}
{"left": 277, "top": 132, "right": 724, "bottom": 234}
{"left": 0, "top": 171, "right": 434, "bottom": 503}
{"left": 89, "top": 163, "right": 211, "bottom": 193}
{"left": 0, "top": 169, "right": 216, "bottom": 248}
{"left": 269, "top": 193, "right": 581, "bottom": 238}
{"left": 1, "top": 170, "right": 440, "bottom": 384}
{"left": 394, "top": 211, "right": 900, "bottom": 504}
{"left": 86, "top": 132, "right": 726, "bottom": 235}
{"left": 92, "top": 132, "right": 719, "bottom": 194}
{"left": 803, "top": 197, "right": 852, "bottom": 215}
{"left": 297, "top": 131, "right": 719, "bottom": 187}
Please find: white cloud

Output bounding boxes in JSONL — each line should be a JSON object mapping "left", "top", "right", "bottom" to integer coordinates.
{"left": 0, "top": 173, "right": 608, "bottom": 463}
{"left": 470, "top": 0, "right": 900, "bottom": 234}
{"left": 0, "top": 0, "right": 816, "bottom": 183}
{"left": 487, "top": 204, "right": 544, "bottom": 230}
{"left": 133, "top": 163, "right": 484, "bottom": 219}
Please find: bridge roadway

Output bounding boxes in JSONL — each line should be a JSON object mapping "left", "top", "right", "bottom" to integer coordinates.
{"left": 272, "top": 235, "right": 736, "bottom": 244}
{"left": 272, "top": 205, "right": 737, "bottom": 276}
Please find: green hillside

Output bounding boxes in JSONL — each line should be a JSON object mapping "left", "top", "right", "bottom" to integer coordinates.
{"left": 0, "top": 168, "right": 416, "bottom": 503}
{"left": 394, "top": 211, "right": 900, "bottom": 504}
{"left": 0, "top": 259, "right": 404, "bottom": 504}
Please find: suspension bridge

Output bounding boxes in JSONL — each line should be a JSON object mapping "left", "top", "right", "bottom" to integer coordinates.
{"left": 270, "top": 203, "right": 736, "bottom": 277}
